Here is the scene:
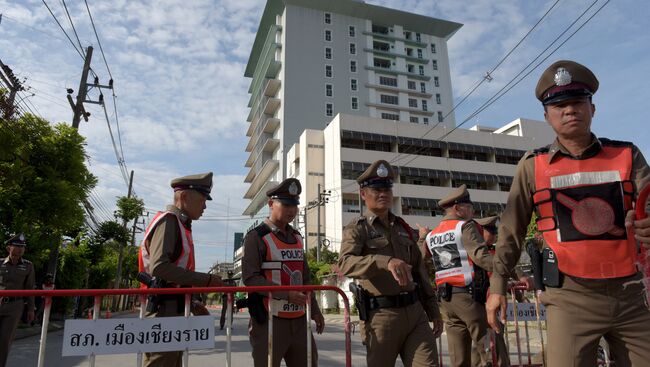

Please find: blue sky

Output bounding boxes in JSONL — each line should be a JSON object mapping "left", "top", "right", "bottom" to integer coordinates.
{"left": 1, "top": 0, "right": 648, "bottom": 271}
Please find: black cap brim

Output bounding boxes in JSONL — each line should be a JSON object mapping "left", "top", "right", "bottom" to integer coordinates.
{"left": 275, "top": 198, "right": 299, "bottom": 205}
{"left": 543, "top": 89, "right": 592, "bottom": 105}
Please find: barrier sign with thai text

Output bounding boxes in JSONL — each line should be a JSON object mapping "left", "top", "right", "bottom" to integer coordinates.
{"left": 500, "top": 302, "right": 546, "bottom": 322}
{"left": 62, "top": 316, "right": 215, "bottom": 356}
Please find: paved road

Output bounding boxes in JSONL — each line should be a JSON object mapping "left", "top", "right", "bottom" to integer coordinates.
{"left": 8, "top": 311, "right": 541, "bottom": 366}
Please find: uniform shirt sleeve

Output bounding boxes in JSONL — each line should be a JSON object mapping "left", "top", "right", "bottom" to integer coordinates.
{"left": 149, "top": 215, "right": 211, "bottom": 287}
{"left": 337, "top": 221, "right": 391, "bottom": 278}
{"left": 412, "top": 240, "right": 441, "bottom": 320}
{"left": 24, "top": 262, "right": 35, "bottom": 310}
{"left": 632, "top": 145, "right": 650, "bottom": 193}
{"left": 461, "top": 221, "right": 494, "bottom": 272}
{"left": 491, "top": 154, "right": 536, "bottom": 295}
{"left": 241, "top": 231, "right": 288, "bottom": 298}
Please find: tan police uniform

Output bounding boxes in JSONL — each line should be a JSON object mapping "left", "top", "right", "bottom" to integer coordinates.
{"left": 139, "top": 172, "right": 222, "bottom": 367}
{"left": 491, "top": 60, "right": 650, "bottom": 366}
{"left": 242, "top": 178, "right": 321, "bottom": 367}
{"left": 0, "top": 234, "right": 35, "bottom": 367}
{"left": 423, "top": 186, "right": 494, "bottom": 367}
{"left": 338, "top": 160, "right": 442, "bottom": 367}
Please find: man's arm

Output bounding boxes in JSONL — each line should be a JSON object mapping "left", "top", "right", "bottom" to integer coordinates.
{"left": 337, "top": 221, "right": 391, "bottom": 278}
{"left": 149, "top": 215, "right": 213, "bottom": 287}
{"left": 461, "top": 221, "right": 494, "bottom": 272}
{"left": 24, "top": 262, "right": 35, "bottom": 311}
{"left": 628, "top": 145, "right": 650, "bottom": 243}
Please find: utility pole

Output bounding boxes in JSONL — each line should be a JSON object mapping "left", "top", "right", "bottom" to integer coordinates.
{"left": 316, "top": 184, "right": 331, "bottom": 262}
{"left": 113, "top": 170, "right": 133, "bottom": 309}
{"left": 303, "top": 207, "right": 308, "bottom": 253}
{"left": 68, "top": 46, "right": 93, "bottom": 129}
{"left": 0, "top": 59, "right": 25, "bottom": 120}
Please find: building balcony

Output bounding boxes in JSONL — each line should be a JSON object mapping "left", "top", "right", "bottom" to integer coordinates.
{"left": 362, "top": 30, "right": 427, "bottom": 48}
{"left": 264, "top": 78, "right": 281, "bottom": 97}
{"left": 245, "top": 133, "right": 259, "bottom": 153}
{"left": 365, "top": 66, "right": 431, "bottom": 81}
{"left": 365, "top": 83, "right": 432, "bottom": 98}
{"left": 246, "top": 119, "right": 257, "bottom": 137}
{"left": 262, "top": 116, "right": 280, "bottom": 134}
{"left": 248, "top": 25, "right": 283, "bottom": 96}
{"left": 263, "top": 97, "right": 281, "bottom": 115}
{"left": 243, "top": 179, "right": 277, "bottom": 216}
{"left": 366, "top": 102, "right": 434, "bottom": 116}
{"left": 364, "top": 48, "right": 429, "bottom": 64}
{"left": 244, "top": 159, "right": 279, "bottom": 199}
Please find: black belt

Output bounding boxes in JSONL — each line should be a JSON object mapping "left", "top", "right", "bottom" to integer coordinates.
{"left": 0, "top": 297, "right": 22, "bottom": 304}
{"left": 451, "top": 286, "right": 471, "bottom": 294}
{"left": 369, "top": 291, "right": 418, "bottom": 310}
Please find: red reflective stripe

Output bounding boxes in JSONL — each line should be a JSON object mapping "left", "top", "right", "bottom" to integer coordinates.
{"left": 261, "top": 232, "right": 305, "bottom": 318}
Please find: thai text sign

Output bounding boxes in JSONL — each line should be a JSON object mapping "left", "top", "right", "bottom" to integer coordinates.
{"left": 62, "top": 316, "right": 215, "bottom": 356}
{"left": 504, "top": 302, "right": 546, "bottom": 322}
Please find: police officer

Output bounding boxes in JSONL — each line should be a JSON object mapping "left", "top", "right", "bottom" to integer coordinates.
{"left": 338, "top": 160, "right": 443, "bottom": 367}
{"left": 138, "top": 172, "right": 224, "bottom": 367}
{"left": 486, "top": 60, "right": 650, "bottom": 366}
{"left": 0, "top": 234, "right": 34, "bottom": 367}
{"left": 422, "top": 185, "right": 494, "bottom": 367}
{"left": 242, "top": 178, "right": 324, "bottom": 367}
{"left": 219, "top": 272, "right": 236, "bottom": 330}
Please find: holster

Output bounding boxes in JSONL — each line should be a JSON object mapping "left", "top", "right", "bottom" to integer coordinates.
{"left": 247, "top": 292, "right": 268, "bottom": 324}
{"left": 472, "top": 266, "right": 489, "bottom": 304}
{"left": 526, "top": 241, "right": 546, "bottom": 291}
{"left": 542, "top": 247, "right": 563, "bottom": 288}
{"left": 349, "top": 283, "right": 370, "bottom": 321}
{"left": 437, "top": 283, "right": 452, "bottom": 302}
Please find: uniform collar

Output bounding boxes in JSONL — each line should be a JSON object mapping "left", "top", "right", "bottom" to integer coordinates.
{"left": 442, "top": 213, "right": 467, "bottom": 221}
{"left": 264, "top": 218, "right": 295, "bottom": 235}
{"left": 3, "top": 256, "right": 24, "bottom": 265}
{"left": 364, "top": 210, "right": 395, "bottom": 226}
{"left": 166, "top": 205, "right": 192, "bottom": 227}
{"left": 547, "top": 134, "right": 602, "bottom": 163}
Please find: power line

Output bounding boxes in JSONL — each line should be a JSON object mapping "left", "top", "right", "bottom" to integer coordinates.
{"left": 60, "top": 0, "right": 85, "bottom": 56}
{"left": 0, "top": 14, "right": 68, "bottom": 42}
{"left": 100, "top": 101, "right": 129, "bottom": 186}
{"left": 41, "top": 0, "right": 85, "bottom": 60}
{"left": 83, "top": 0, "right": 112, "bottom": 80}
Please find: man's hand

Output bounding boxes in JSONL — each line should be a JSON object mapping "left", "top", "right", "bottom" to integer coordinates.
{"left": 288, "top": 291, "right": 308, "bottom": 305}
{"left": 431, "top": 318, "right": 444, "bottom": 338}
{"left": 191, "top": 302, "right": 210, "bottom": 316}
{"left": 626, "top": 209, "right": 650, "bottom": 245}
{"left": 518, "top": 276, "right": 533, "bottom": 290}
{"left": 312, "top": 313, "right": 325, "bottom": 334}
{"left": 387, "top": 258, "right": 413, "bottom": 287}
{"left": 486, "top": 293, "right": 507, "bottom": 333}
{"left": 416, "top": 223, "right": 430, "bottom": 239}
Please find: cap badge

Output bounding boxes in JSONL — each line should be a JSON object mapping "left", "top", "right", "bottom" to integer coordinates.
{"left": 19, "top": 234, "right": 25, "bottom": 241}
{"left": 554, "top": 67, "right": 572, "bottom": 86}
{"left": 288, "top": 182, "right": 298, "bottom": 195}
{"left": 376, "top": 164, "right": 388, "bottom": 178}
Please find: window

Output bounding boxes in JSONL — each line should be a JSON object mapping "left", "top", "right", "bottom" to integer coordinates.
{"left": 436, "top": 94, "right": 441, "bottom": 104}
{"left": 420, "top": 82, "right": 426, "bottom": 93}
{"left": 373, "top": 41, "right": 390, "bottom": 52}
{"left": 438, "top": 111, "right": 443, "bottom": 122}
{"left": 417, "top": 49, "right": 423, "bottom": 59}
{"left": 407, "top": 64, "right": 415, "bottom": 73}
{"left": 379, "top": 76, "right": 397, "bottom": 87}
{"left": 423, "top": 117, "right": 429, "bottom": 124}
{"left": 325, "top": 30, "right": 332, "bottom": 42}
{"left": 419, "top": 65, "right": 425, "bottom": 76}
{"left": 380, "top": 94, "right": 399, "bottom": 105}
{"left": 349, "top": 26, "right": 356, "bottom": 37}
{"left": 407, "top": 80, "right": 416, "bottom": 90}
{"left": 326, "top": 84, "right": 332, "bottom": 97}
{"left": 349, "top": 43, "right": 356, "bottom": 55}
{"left": 350, "top": 60, "right": 357, "bottom": 73}
{"left": 404, "top": 31, "right": 412, "bottom": 40}
{"left": 405, "top": 48, "right": 413, "bottom": 56}
{"left": 325, "top": 65, "right": 332, "bottom": 78}
{"left": 351, "top": 78, "right": 358, "bottom": 91}
{"left": 324, "top": 12, "right": 331, "bottom": 24}
{"left": 351, "top": 97, "right": 358, "bottom": 110}
{"left": 326, "top": 103, "right": 333, "bottom": 116}
{"left": 430, "top": 43, "right": 436, "bottom": 53}
{"left": 343, "top": 198, "right": 360, "bottom": 213}
{"left": 410, "top": 116, "right": 419, "bottom": 123}
{"left": 374, "top": 58, "right": 391, "bottom": 69}
{"left": 432, "top": 60, "right": 438, "bottom": 70}
{"left": 325, "top": 47, "right": 332, "bottom": 59}
{"left": 381, "top": 112, "right": 400, "bottom": 121}
{"left": 434, "top": 76, "right": 440, "bottom": 87}
{"left": 422, "top": 100, "right": 428, "bottom": 111}
{"left": 408, "top": 98, "right": 418, "bottom": 108}
{"left": 416, "top": 33, "right": 421, "bottom": 42}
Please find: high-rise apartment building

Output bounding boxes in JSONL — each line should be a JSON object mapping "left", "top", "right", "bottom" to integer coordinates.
{"left": 243, "top": 0, "right": 462, "bottom": 217}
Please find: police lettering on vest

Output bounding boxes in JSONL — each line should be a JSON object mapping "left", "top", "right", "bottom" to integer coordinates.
{"left": 532, "top": 140, "right": 636, "bottom": 279}
{"left": 425, "top": 220, "right": 474, "bottom": 287}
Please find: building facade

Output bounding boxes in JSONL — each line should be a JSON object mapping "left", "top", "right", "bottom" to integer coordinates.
{"left": 243, "top": 0, "right": 462, "bottom": 217}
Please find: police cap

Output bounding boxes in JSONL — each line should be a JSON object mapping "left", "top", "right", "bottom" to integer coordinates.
{"left": 475, "top": 216, "right": 499, "bottom": 233}
{"left": 535, "top": 60, "right": 599, "bottom": 105}
{"left": 438, "top": 184, "right": 472, "bottom": 209}
{"left": 171, "top": 172, "right": 213, "bottom": 200}
{"left": 357, "top": 160, "right": 394, "bottom": 188}
{"left": 5, "top": 233, "right": 26, "bottom": 247}
{"left": 266, "top": 178, "right": 301, "bottom": 205}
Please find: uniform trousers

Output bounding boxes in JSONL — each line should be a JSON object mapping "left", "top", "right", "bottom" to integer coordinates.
{"left": 249, "top": 315, "right": 318, "bottom": 367}
{"left": 540, "top": 272, "right": 650, "bottom": 367}
{"left": 440, "top": 292, "right": 489, "bottom": 367}
{"left": 144, "top": 298, "right": 183, "bottom": 367}
{"left": 471, "top": 327, "right": 510, "bottom": 367}
{"left": 362, "top": 302, "right": 439, "bottom": 367}
{"left": 0, "top": 301, "right": 23, "bottom": 367}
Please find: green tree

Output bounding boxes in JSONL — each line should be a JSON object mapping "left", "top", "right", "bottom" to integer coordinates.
{"left": 115, "top": 196, "right": 144, "bottom": 223}
{"left": 306, "top": 246, "right": 338, "bottom": 285}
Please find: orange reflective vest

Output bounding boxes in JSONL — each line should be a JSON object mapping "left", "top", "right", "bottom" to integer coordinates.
{"left": 138, "top": 211, "right": 195, "bottom": 287}
{"left": 260, "top": 231, "right": 305, "bottom": 318}
{"left": 533, "top": 141, "right": 636, "bottom": 279}
{"left": 425, "top": 219, "right": 475, "bottom": 287}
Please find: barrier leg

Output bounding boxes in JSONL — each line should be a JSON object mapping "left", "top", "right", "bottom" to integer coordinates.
{"left": 524, "top": 319, "right": 531, "bottom": 366}
{"left": 534, "top": 291, "right": 545, "bottom": 367}
{"left": 89, "top": 295, "right": 101, "bottom": 367}
{"left": 438, "top": 336, "right": 443, "bottom": 367}
{"left": 136, "top": 295, "right": 146, "bottom": 367}
{"left": 306, "top": 291, "right": 312, "bottom": 367}
{"left": 268, "top": 292, "right": 273, "bottom": 367}
{"left": 226, "top": 293, "right": 233, "bottom": 367}
{"left": 490, "top": 329, "right": 497, "bottom": 367}
{"left": 340, "top": 290, "right": 351, "bottom": 367}
{"left": 37, "top": 296, "right": 52, "bottom": 367}
{"left": 183, "top": 294, "right": 190, "bottom": 367}
{"left": 511, "top": 291, "right": 522, "bottom": 366}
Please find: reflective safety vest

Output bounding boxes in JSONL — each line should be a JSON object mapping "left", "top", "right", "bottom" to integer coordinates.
{"left": 533, "top": 141, "right": 636, "bottom": 279}
{"left": 138, "top": 211, "right": 195, "bottom": 287}
{"left": 425, "top": 219, "right": 475, "bottom": 287}
{"left": 260, "top": 231, "right": 305, "bottom": 318}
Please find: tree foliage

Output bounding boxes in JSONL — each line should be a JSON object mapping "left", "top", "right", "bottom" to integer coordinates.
{"left": 115, "top": 196, "right": 144, "bottom": 223}
{"left": 306, "top": 246, "right": 338, "bottom": 285}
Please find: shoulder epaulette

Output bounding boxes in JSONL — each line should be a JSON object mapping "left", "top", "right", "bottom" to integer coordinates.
{"left": 528, "top": 145, "right": 551, "bottom": 158}
{"left": 250, "top": 223, "right": 271, "bottom": 238}
{"left": 599, "top": 137, "right": 633, "bottom": 147}
{"left": 355, "top": 216, "right": 366, "bottom": 224}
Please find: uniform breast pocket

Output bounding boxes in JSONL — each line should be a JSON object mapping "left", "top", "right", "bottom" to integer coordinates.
{"left": 365, "top": 237, "right": 390, "bottom": 255}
